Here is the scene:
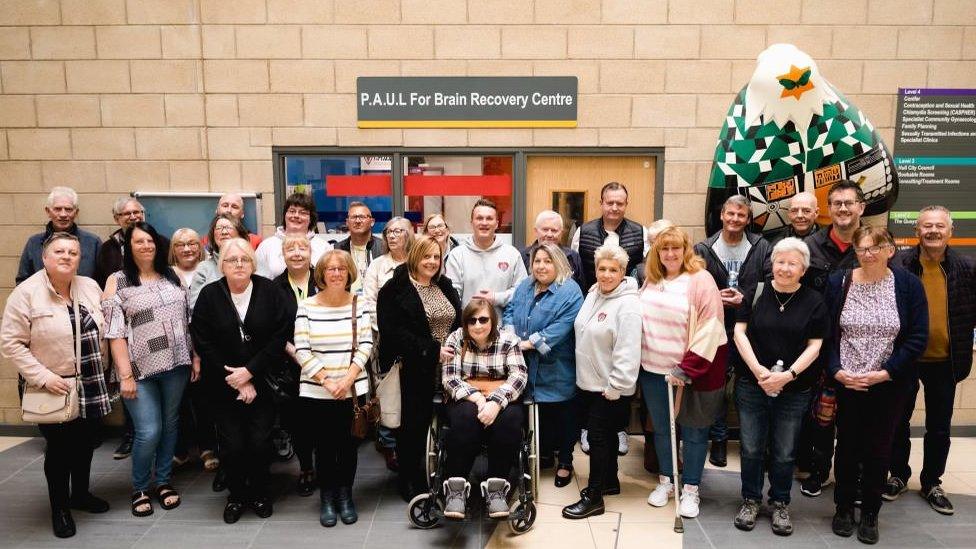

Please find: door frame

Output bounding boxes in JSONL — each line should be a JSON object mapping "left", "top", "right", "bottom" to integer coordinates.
{"left": 272, "top": 146, "right": 665, "bottom": 248}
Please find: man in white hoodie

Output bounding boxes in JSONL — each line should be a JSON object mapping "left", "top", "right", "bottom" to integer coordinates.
{"left": 445, "top": 199, "right": 527, "bottom": 317}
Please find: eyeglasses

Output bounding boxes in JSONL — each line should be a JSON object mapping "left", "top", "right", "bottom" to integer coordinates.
{"left": 829, "top": 200, "right": 862, "bottom": 210}
{"left": 222, "top": 257, "right": 253, "bottom": 266}
{"left": 286, "top": 208, "right": 310, "bottom": 217}
{"left": 853, "top": 244, "right": 890, "bottom": 256}
{"left": 385, "top": 228, "right": 407, "bottom": 236}
{"left": 465, "top": 316, "right": 491, "bottom": 326}
{"left": 325, "top": 266, "right": 348, "bottom": 273}
{"left": 174, "top": 241, "right": 200, "bottom": 249}
{"left": 118, "top": 209, "right": 145, "bottom": 217}
{"left": 215, "top": 225, "right": 236, "bottom": 234}
{"left": 427, "top": 222, "right": 447, "bottom": 231}
{"left": 348, "top": 214, "right": 372, "bottom": 221}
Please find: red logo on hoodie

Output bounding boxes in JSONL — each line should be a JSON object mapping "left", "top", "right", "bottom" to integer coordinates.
{"left": 597, "top": 312, "right": 606, "bottom": 322}
{"left": 497, "top": 261, "right": 510, "bottom": 272}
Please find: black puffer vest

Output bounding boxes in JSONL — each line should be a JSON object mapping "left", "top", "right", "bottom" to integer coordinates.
{"left": 578, "top": 217, "right": 645, "bottom": 290}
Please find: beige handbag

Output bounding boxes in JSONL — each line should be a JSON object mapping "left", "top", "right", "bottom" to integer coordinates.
{"left": 376, "top": 360, "right": 401, "bottom": 429}
{"left": 22, "top": 294, "right": 82, "bottom": 424}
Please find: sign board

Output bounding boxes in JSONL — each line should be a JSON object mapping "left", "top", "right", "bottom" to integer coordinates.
{"left": 892, "top": 88, "right": 976, "bottom": 255}
{"left": 357, "top": 76, "right": 577, "bottom": 128}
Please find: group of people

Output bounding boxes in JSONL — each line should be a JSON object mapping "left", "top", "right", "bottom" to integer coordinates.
{"left": 1, "top": 181, "right": 972, "bottom": 547}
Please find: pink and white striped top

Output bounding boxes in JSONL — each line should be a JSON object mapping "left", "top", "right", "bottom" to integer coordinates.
{"left": 639, "top": 273, "right": 692, "bottom": 375}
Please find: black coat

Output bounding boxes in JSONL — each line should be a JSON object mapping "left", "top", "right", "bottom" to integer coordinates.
{"left": 893, "top": 245, "right": 976, "bottom": 382}
{"left": 800, "top": 225, "right": 858, "bottom": 294}
{"left": 190, "top": 275, "right": 293, "bottom": 402}
{"left": 376, "top": 264, "right": 461, "bottom": 375}
{"left": 272, "top": 270, "right": 318, "bottom": 336}
{"left": 694, "top": 230, "right": 772, "bottom": 332}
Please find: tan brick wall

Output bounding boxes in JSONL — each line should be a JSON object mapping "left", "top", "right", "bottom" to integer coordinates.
{"left": 1, "top": 0, "right": 974, "bottom": 426}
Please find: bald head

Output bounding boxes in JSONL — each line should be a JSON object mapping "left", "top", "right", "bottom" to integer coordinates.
{"left": 216, "top": 193, "right": 245, "bottom": 221}
{"left": 787, "top": 192, "right": 819, "bottom": 236}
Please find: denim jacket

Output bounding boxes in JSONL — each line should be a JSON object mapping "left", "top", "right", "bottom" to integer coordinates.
{"left": 503, "top": 277, "right": 583, "bottom": 402}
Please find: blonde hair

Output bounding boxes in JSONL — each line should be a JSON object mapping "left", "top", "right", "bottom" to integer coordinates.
{"left": 593, "top": 244, "right": 629, "bottom": 272}
{"left": 281, "top": 234, "right": 311, "bottom": 254}
{"left": 313, "top": 249, "right": 357, "bottom": 292}
{"left": 168, "top": 228, "right": 204, "bottom": 266}
{"left": 644, "top": 227, "right": 704, "bottom": 284}
{"left": 531, "top": 243, "right": 572, "bottom": 285}
{"left": 406, "top": 235, "right": 442, "bottom": 279}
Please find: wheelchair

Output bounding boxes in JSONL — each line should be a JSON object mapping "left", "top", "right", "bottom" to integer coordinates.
{"left": 406, "top": 391, "right": 540, "bottom": 534}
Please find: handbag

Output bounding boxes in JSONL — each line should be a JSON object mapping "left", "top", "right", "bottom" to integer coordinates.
{"left": 22, "top": 292, "right": 81, "bottom": 424}
{"left": 221, "top": 282, "right": 298, "bottom": 403}
{"left": 375, "top": 359, "right": 401, "bottom": 429}
{"left": 349, "top": 295, "right": 381, "bottom": 439}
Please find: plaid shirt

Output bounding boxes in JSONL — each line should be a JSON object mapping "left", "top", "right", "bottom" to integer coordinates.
{"left": 69, "top": 304, "right": 111, "bottom": 419}
{"left": 442, "top": 329, "right": 527, "bottom": 408}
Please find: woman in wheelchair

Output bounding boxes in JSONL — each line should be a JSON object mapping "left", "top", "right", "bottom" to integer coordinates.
{"left": 440, "top": 299, "right": 528, "bottom": 520}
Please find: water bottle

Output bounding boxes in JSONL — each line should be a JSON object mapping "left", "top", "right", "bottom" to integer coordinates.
{"left": 770, "top": 360, "right": 785, "bottom": 397}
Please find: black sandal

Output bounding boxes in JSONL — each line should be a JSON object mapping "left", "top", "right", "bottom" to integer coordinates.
{"left": 131, "top": 491, "right": 153, "bottom": 517}
{"left": 155, "top": 484, "right": 181, "bottom": 510}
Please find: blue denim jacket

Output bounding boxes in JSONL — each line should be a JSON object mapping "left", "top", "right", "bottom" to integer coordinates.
{"left": 503, "top": 277, "right": 583, "bottom": 402}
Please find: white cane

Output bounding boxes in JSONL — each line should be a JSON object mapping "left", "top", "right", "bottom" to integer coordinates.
{"left": 667, "top": 379, "right": 684, "bottom": 534}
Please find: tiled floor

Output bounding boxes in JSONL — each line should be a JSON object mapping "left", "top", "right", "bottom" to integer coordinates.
{"left": 0, "top": 435, "right": 971, "bottom": 548}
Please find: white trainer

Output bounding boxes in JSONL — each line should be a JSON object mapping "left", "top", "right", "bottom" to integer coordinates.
{"left": 580, "top": 429, "right": 590, "bottom": 454}
{"left": 679, "top": 484, "right": 700, "bottom": 518}
{"left": 617, "top": 431, "right": 629, "bottom": 456}
{"left": 647, "top": 476, "right": 674, "bottom": 507}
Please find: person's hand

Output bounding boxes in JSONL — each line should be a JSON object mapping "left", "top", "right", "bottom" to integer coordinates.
{"left": 43, "top": 376, "right": 71, "bottom": 396}
{"left": 665, "top": 373, "right": 686, "bottom": 387}
{"left": 223, "top": 365, "right": 253, "bottom": 390}
{"left": 190, "top": 355, "right": 201, "bottom": 383}
{"left": 330, "top": 372, "right": 355, "bottom": 399}
{"left": 758, "top": 371, "right": 791, "bottom": 396}
{"left": 720, "top": 288, "right": 744, "bottom": 308}
{"left": 753, "top": 365, "right": 772, "bottom": 381}
{"left": 862, "top": 370, "right": 891, "bottom": 387}
{"left": 439, "top": 346, "right": 455, "bottom": 364}
{"left": 467, "top": 392, "right": 487, "bottom": 411}
{"left": 120, "top": 377, "right": 137, "bottom": 399}
{"left": 518, "top": 339, "right": 534, "bottom": 351}
{"left": 284, "top": 342, "right": 297, "bottom": 361}
{"left": 834, "top": 370, "right": 868, "bottom": 391}
{"left": 477, "top": 401, "right": 501, "bottom": 426}
{"left": 237, "top": 382, "right": 257, "bottom": 404}
{"left": 474, "top": 290, "right": 496, "bottom": 304}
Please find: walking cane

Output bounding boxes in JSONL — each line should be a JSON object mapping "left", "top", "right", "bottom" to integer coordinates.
{"left": 667, "top": 380, "right": 684, "bottom": 533}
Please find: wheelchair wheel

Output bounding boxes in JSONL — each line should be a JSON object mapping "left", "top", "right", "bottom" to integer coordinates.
{"left": 507, "top": 501, "right": 536, "bottom": 534}
{"left": 407, "top": 493, "right": 443, "bottom": 529}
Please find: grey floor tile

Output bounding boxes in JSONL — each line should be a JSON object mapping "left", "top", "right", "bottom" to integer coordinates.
{"left": 138, "top": 520, "right": 264, "bottom": 548}
{"left": 14, "top": 518, "right": 151, "bottom": 549}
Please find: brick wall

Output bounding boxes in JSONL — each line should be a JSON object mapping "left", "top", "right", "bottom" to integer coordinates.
{"left": 1, "top": 0, "right": 974, "bottom": 426}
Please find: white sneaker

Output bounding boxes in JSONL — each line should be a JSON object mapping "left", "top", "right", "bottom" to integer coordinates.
{"left": 647, "top": 476, "right": 674, "bottom": 507}
{"left": 679, "top": 484, "right": 700, "bottom": 518}
{"left": 580, "top": 429, "right": 590, "bottom": 455}
{"left": 617, "top": 431, "right": 629, "bottom": 456}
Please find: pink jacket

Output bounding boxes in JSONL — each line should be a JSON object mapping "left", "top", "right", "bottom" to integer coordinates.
{"left": 1, "top": 270, "right": 106, "bottom": 388}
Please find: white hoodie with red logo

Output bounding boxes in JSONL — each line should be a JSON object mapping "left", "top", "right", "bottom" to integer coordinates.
{"left": 444, "top": 236, "right": 527, "bottom": 316}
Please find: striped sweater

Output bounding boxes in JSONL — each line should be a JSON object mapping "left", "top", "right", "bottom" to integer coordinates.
{"left": 294, "top": 297, "right": 374, "bottom": 400}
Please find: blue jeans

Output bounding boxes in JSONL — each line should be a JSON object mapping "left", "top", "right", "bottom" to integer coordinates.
{"left": 640, "top": 370, "right": 709, "bottom": 486}
{"left": 377, "top": 425, "right": 396, "bottom": 449}
{"left": 735, "top": 378, "right": 809, "bottom": 504}
{"left": 126, "top": 366, "right": 188, "bottom": 491}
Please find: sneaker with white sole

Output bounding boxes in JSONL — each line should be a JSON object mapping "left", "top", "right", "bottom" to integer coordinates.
{"left": 443, "top": 477, "right": 470, "bottom": 519}
{"left": 481, "top": 478, "right": 511, "bottom": 519}
{"left": 921, "top": 485, "right": 954, "bottom": 515}
{"left": 882, "top": 476, "right": 907, "bottom": 501}
{"left": 580, "top": 430, "right": 590, "bottom": 455}
{"left": 617, "top": 431, "right": 629, "bottom": 456}
{"left": 647, "top": 476, "right": 674, "bottom": 507}
{"left": 679, "top": 485, "right": 700, "bottom": 518}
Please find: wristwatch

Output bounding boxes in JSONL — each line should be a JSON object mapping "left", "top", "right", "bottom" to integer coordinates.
{"left": 788, "top": 367, "right": 798, "bottom": 380}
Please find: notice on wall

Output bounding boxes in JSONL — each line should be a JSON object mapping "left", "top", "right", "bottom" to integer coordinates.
{"left": 892, "top": 88, "right": 976, "bottom": 255}
{"left": 357, "top": 76, "right": 577, "bottom": 128}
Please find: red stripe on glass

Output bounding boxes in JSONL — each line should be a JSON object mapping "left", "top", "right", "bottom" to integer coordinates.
{"left": 325, "top": 175, "right": 392, "bottom": 196}
{"left": 404, "top": 175, "right": 512, "bottom": 196}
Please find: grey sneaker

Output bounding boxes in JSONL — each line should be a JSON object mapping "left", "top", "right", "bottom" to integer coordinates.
{"left": 771, "top": 501, "right": 793, "bottom": 536}
{"left": 733, "top": 499, "right": 760, "bottom": 531}
{"left": 481, "top": 478, "right": 511, "bottom": 519}
{"left": 882, "top": 476, "right": 907, "bottom": 501}
{"left": 443, "top": 477, "right": 469, "bottom": 519}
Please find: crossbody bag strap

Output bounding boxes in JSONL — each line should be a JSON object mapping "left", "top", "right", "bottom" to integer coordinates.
{"left": 219, "top": 282, "right": 251, "bottom": 344}
{"left": 72, "top": 285, "right": 81, "bottom": 387}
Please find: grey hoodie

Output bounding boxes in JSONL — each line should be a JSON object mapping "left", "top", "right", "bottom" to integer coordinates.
{"left": 444, "top": 236, "right": 527, "bottom": 316}
{"left": 574, "top": 276, "right": 642, "bottom": 398}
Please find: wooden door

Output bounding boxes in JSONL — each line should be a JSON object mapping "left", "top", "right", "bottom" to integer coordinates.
{"left": 525, "top": 156, "right": 657, "bottom": 244}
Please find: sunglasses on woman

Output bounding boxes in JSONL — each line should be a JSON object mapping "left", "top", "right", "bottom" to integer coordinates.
{"left": 465, "top": 316, "right": 491, "bottom": 326}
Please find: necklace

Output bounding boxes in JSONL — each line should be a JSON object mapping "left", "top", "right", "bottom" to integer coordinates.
{"left": 773, "top": 289, "right": 797, "bottom": 312}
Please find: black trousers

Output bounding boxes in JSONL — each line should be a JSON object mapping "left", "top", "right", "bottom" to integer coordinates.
{"left": 539, "top": 400, "right": 577, "bottom": 465}
{"left": 890, "top": 359, "right": 955, "bottom": 489}
{"left": 833, "top": 381, "right": 909, "bottom": 515}
{"left": 212, "top": 396, "right": 275, "bottom": 503}
{"left": 284, "top": 396, "right": 314, "bottom": 471}
{"left": 38, "top": 417, "right": 97, "bottom": 511}
{"left": 397, "top": 363, "right": 436, "bottom": 487}
{"left": 579, "top": 390, "right": 631, "bottom": 494}
{"left": 175, "top": 380, "right": 217, "bottom": 457}
{"left": 297, "top": 397, "right": 357, "bottom": 490}
{"left": 446, "top": 401, "right": 523, "bottom": 479}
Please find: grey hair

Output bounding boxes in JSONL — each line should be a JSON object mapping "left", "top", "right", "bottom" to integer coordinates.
{"left": 534, "top": 209, "right": 564, "bottom": 229}
{"left": 646, "top": 218, "right": 675, "bottom": 246}
{"left": 771, "top": 237, "right": 810, "bottom": 270}
{"left": 918, "top": 205, "right": 953, "bottom": 228}
{"left": 112, "top": 196, "right": 141, "bottom": 216}
{"left": 593, "top": 244, "right": 629, "bottom": 272}
{"left": 46, "top": 186, "right": 79, "bottom": 208}
{"left": 217, "top": 237, "right": 256, "bottom": 271}
{"left": 722, "top": 194, "right": 751, "bottom": 213}
{"left": 531, "top": 243, "right": 573, "bottom": 285}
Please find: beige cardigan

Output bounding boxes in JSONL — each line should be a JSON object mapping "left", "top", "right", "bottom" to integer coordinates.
{"left": 1, "top": 270, "right": 106, "bottom": 388}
